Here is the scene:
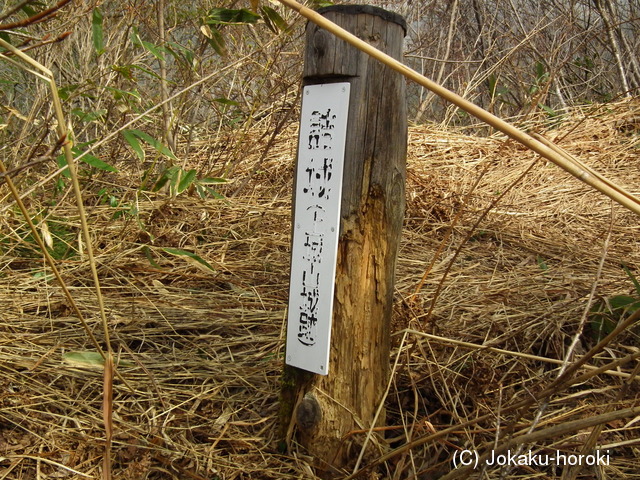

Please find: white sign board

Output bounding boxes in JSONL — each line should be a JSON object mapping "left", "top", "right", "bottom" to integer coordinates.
{"left": 286, "top": 82, "right": 350, "bottom": 375}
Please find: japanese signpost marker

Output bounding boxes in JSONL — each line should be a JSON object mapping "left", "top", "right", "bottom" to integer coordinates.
{"left": 286, "top": 82, "right": 350, "bottom": 375}
{"left": 282, "top": 5, "right": 407, "bottom": 476}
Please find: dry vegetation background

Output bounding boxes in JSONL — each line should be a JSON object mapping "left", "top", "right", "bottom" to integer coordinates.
{"left": 1, "top": 0, "right": 640, "bottom": 479}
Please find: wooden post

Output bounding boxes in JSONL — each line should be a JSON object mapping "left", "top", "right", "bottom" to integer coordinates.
{"left": 281, "top": 5, "right": 407, "bottom": 476}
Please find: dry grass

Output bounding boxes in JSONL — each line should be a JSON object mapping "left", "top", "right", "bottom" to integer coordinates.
{"left": 1, "top": 99, "right": 640, "bottom": 479}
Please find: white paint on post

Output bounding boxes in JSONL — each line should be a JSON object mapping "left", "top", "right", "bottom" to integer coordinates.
{"left": 286, "top": 82, "right": 350, "bottom": 375}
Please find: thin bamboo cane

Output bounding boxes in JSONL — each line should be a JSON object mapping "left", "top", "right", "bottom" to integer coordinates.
{"left": 277, "top": 0, "right": 640, "bottom": 217}
{"left": 0, "top": 37, "right": 112, "bottom": 350}
{"left": 0, "top": 37, "right": 115, "bottom": 480}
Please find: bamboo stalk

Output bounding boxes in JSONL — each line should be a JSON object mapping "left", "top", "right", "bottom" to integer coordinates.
{"left": 0, "top": 36, "right": 112, "bottom": 350}
{"left": 276, "top": 0, "right": 640, "bottom": 217}
{"left": 0, "top": 37, "right": 114, "bottom": 480}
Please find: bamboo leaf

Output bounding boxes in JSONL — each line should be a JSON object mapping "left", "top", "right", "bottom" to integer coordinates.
{"left": 140, "top": 40, "right": 166, "bottom": 62}
{"left": 63, "top": 351, "right": 105, "bottom": 368}
{"left": 165, "top": 42, "right": 196, "bottom": 69}
{"left": 151, "top": 172, "right": 170, "bottom": 192}
{"left": 203, "top": 186, "right": 225, "bottom": 199}
{"left": 206, "top": 8, "right": 261, "bottom": 25}
{"left": 92, "top": 8, "right": 105, "bottom": 55}
{"left": 162, "top": 247, "right": 216, "bottom": 273}
{"left": 111, "top": 64, "right": 136, "bottom": 82}
{"left": 608, "top": 295, "right": 640, "bottom": 312}
{"left": 78, "top": 151, "right": 118, "bottom": 172}
{"left": 21, "top": 4, "right": 37, "bottom": 16}
{"left": 214, "top": 97, "right": 239, "bottom": 106}
{"left": 63, "top": 351, "right": 132, "bottom": 368}
{"left": 168, "top": 167, "right": 181, "bottom": 197}
{"left": 122, "top": 130, "right": 145, "bottom": 161}
{"left": 71, "top": 108, "right": 107, "bottom": 123}
{"left": 131, "top": 27, "right": 166, "bottom": 62}
{"left": 143, "top": 246, "right": 161, "bottom": 268}
{"left": 57, "top": 146, "right": 117, "bottom": 176}
{"left": 125, "top": 129, "right": 177, "bottom": 161}
{"left": 177, "top": 169, "right": 197, "bottom": 194}
{"left": 56, "top": 153, "right": 71, "bottom": 178}
{"left": 622, "top": 264, "right": 640, "bottom": 295}
{"left": 104, "top": 85, "right": 141, "bottom": 102}
{"left": 128, "top": 64, "right": 167, "bottom": 82}
{"left": 260, "top": 6, "right": 287, "bottom": 33}
{"left": 538, "top": 103, "right": 557, "bottom": 117}
{"left": 199, "top": 177, "right": 227, "bottom": 185}
{"left": 200, "top": 24, "right": 226, "bottom": 55}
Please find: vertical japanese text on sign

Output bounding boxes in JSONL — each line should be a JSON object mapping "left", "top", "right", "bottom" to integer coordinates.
{"left": 286, "top": 83, "right": 350, "bottom": 375}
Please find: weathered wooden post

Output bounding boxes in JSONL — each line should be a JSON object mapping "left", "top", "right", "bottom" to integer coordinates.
{"left": 281, "top": 5, "right": 407, "bottom": 476}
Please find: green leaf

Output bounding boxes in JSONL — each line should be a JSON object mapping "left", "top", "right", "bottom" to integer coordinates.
{"left": 21, "top": 3, "right": 38, "bottom": 17}
{"left": 152, "top": 166, "right": 182, "bottom": 195}
{"left": 0, "top": 31, "right": 11, "bottom": 45}
{"left": 535, "top": 61, "right": 545, "bottom": 80}
{"left": 200, "top": 24, "right": 226, "bottom": 55}
{"left": 63, "top": 351, "right": 105, "bottom": 367}
{"left": 58, "top": 84, "right": 79, "bottom": 101}
{"left": 195, "top": 184, "right": 207, "bottom": 199}
{"left": 56, "top": 154, "right": 71, "bottom": 178}
{"left": 206, "top": 7, "right": 261, "bottom": 25}
{"left": 80, "top": 152, "right": 118, "bottom": 172}
{"left": 162, "top": 247, "right": 216, "bottom": 272}
{"left": 111, "top": 64, "right": 136, "bottom": 81}
{"left": 538, "top": 103, "right": 557, "bottom": 117}
{"left": 195, "top": 183, "right": 225, "bottom": 199}
{"left": 122, "top": 130, "right": 145, "bottom": 161}
{"left": 63, "top": 351, "right": 132, "bottom": 368}
{"left": 589, "top": 315, "right": 617, "bottom": 341}
{"left": 214, "top": 97, "right": 239, "bottom": 106}
{"left": 488, "top": 75, "right": 497, "bottom": 96}
{"left": 143, "top": 246, "right": 160, "bottom": 268}
{"left": 202, "top": 186, "right": 225, "bottom": 199}
{"left": 151, "top": 172, "right": 170, "bottom": 192}
{"left": 129, "top": 64, "right": 166, "bottom": 81}
{"left": 131, "top": 27, "right": 166, "bottom": 62}
{"left": 124, "top": 129, "right": 177, "bottom": 161}
{"left": 71, "top": 108, "right": 107, "bottom": 123}
{"left": 75, "top": 142, "right": 117, "bottom": 172}
{"left": 56, "top": 146, "right": 118, "bottom": 176}
{"left": 536, "top": 255, "right": 548, "bottom": 271}
{"left": 608, "top": 295, "right": 640, "bottom": 312}
{"left": 92, "top": 8, "right": 105, "bottom": 55}
{"left": 32, "top": 270, "right": 53, "bottom": 282}
{"left": 141, "top": 40, "right": 166, "bottom": 62}
{"left": 199, "top": 177, "right": 227, "bottom": 185}
{"left": 178, "top": 169, "right": 197, "bottom": 194}
{"left": 308, "top": 0, "right": 334, "bottom": 7}
{"left": 167, "top": 167, "right": 181, "bottom": 196}
{"left": 622, "top": 264, "right": 640, "bottom": 296}
{"left": 165, "top": 42, "right": 196, "bottom": 69}
{"left": 260, "top": 6, "right": 287, "bottom": 33}
{"left": 104, "top": 85, "right": 141, "bottom": 102}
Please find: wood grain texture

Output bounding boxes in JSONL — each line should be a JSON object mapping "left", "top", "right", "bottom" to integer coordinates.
{"left": 294, "top": 6, "right": 407, "bottom": 474}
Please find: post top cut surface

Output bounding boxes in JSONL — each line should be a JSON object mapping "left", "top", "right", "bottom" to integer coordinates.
{"left": 316, "top": 4, "right": 407, "bottom": 35}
